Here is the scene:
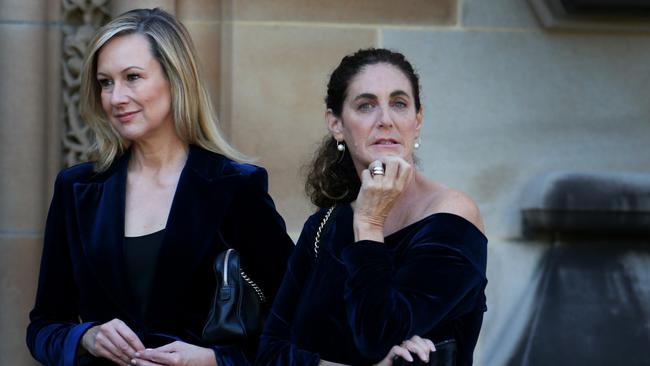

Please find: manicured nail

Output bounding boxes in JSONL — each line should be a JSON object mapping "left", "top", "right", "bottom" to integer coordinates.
{"left": 130, "top": 359, "right": 137, "bottom": 365}
{"left": 134, "top": 352, "right": 140, "bottom": 357}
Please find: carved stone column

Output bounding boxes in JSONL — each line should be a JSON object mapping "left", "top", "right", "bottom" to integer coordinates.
{"left": 61, "top": 0, "right": 110, "bottom": 167}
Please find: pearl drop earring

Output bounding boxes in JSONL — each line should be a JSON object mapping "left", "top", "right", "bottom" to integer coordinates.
{"left": 414, "top": 137, "right": 421, "bottom": 150}
{"left": 337, "top": 141, "right": 345, "bottom": 152}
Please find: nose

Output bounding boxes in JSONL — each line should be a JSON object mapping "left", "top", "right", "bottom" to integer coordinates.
{"left": 377, "top": 105, "right": 394, "bottom": 128}
{"left": 109, "top": 82, "right": 129, "bottom": 107}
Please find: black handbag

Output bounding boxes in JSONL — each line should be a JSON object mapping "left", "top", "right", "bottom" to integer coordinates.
{"left": 202, "top": 248, "right": 267, "bottom": 344}
{"left": 392, "top": 339, "right": 457, "bottom": 366}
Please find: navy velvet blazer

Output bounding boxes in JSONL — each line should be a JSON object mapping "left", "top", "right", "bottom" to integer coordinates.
{"left": 26, "top": 145, "right": 294, "bottom": 366}
{"left": 257, "top": 204, "right": 488, "bottom": 366}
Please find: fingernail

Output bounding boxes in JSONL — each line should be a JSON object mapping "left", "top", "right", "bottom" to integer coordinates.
{"left": 130, "top": 359, "right": 137, "bottom": 365}
{"left": 134, "top": 352, "right": 140, "bottom": 357}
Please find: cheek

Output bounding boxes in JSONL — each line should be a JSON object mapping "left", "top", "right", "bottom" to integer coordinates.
{"left": 144, "top": 83, "right": 172, "bottom": 117}
{"left": 396, "top": 113, "right": 419, "bottom": 131}
{"left": 151, "top": 95, "right": 172, "bottom": 121}
{"left": 100, "top": 92, "right": 112, "bottom": 115}
{"left": 347, "top": 121, "right": 371, "bottom": 138}
{"left": 342, "top": 125, "right": 370, "bottom": 152}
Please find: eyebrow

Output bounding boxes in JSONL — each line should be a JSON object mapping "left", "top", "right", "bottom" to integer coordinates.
{"left": 351, "top": 90, "right": 411, "bottom": 102}
{"left": 390, "top": 90, "right": 410, "bottom": 98}
{"left": 352, "top": 93, "right": 377, "bottom": 102}
{"left": 96, "top": 66, "right": 145, "bottom": 77}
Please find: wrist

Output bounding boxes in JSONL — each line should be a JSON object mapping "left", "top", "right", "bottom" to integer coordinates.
{"left": 79, "top": 326, "right": 97, "bottom": 354}
{"left": 353, "top": 217, "right": 384, "bottom": 242}
{"left": 203, "top": 346, "right": 218, "bottom": 366}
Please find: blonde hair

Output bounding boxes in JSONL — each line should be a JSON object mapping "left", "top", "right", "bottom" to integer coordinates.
{"left": 79, "top": 8, "right": 247, "bottom": 172}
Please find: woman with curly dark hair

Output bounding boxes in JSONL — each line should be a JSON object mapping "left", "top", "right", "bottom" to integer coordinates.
{"left": 256, "top": 48, "right": 488, "bottom": 366}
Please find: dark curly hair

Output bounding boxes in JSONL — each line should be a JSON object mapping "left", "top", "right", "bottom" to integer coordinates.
{"left": 305, "top": 48, "right": 422, "bottom": 208}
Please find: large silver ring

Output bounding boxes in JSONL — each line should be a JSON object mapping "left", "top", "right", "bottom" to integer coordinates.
{"left": 369, "top": 161, "right": 384, "bottom": 176}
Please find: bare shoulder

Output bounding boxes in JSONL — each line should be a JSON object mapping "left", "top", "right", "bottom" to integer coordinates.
{"left": 435, "top": 188, "right": 486, "bottom": 235}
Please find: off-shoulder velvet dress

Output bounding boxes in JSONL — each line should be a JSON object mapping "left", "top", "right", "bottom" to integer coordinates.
{"left": 26, "top": 145, "right": 295, "bottom": 366}
{"left": 256, "top": 204, "right": 487, "bottom": 366}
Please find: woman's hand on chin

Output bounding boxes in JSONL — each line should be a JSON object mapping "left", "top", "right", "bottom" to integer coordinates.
{"left": 353, "top": 156, "right": 413, "bottom": 242}
{"left": 130, "top": 341, "right": 217, "bottom": 366}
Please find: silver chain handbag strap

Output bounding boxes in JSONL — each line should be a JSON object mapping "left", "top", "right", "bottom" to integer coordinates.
{"left": 314, "top": 206, "right": 335, "bottom": 259}
{"left": 240, "top": 270, "right": 266, "bottom": 303}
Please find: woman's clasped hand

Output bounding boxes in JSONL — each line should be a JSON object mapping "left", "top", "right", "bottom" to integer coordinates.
{"left": 80, "top": 319, "right": 144, "bottom": 364}
{"left": 374, "top": 336, "right": 436, "bottom": 366}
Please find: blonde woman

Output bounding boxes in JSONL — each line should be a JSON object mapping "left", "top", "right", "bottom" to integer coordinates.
{"left": 26, "top": 8, "right": 293, "bottom": 366}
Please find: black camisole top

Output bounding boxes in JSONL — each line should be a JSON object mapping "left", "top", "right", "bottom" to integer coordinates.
{"left": 124, "top": 229, "right": 165, "bottom": 320}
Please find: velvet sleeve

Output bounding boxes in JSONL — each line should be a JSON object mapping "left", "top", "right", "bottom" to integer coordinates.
{"left": 255, "top": 215, "right": 321, "bottom": 366}
{"left": 221, "top": 166, "right": 294, "bottom": 314}
{"left": 26, "top": 172, "right": 96, "bottom": 366}
{"left": 217, "top": 166, "right": 295, "bottom": 366}
{"left": 341, "top": 239, "right": 485, "bottom": 360}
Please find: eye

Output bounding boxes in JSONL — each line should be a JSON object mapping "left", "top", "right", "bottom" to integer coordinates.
{"left": 126, "top": 73, "right": 141, "bottom": 82}
{"left": 357, "top": 102, "right": 375, "bottom": 112}
{"left": 97, "top": 78, "right": 113, "bottom": 88}
{"left": 392, "top": 100, "right": 408, "bottom": 109}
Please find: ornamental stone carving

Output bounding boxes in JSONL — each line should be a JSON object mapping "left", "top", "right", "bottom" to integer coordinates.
{"left": 62, "top": 0, "right": 110, "bottom": 166}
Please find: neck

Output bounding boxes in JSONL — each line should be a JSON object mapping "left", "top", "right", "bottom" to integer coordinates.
{"left": 383, "top": 170, "right": 431, "bottom": 229}
{"left": 391, "top": 170, "right": 422, "bottom": 210}
{"left": 129, "top": 134, "right": 189, "bottom": 174}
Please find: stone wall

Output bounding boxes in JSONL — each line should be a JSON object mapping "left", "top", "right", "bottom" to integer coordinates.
{"left": 221, "top": 0, "right": 456, "bottom": 232}
{"left": 1, "top": 0, "right": 648, "bottom": 365}
{"left": 396, "top": 2, "right": 650, "bottom": 364}
{"left": 0, "top": 1, "right": 62, "bottom": 364}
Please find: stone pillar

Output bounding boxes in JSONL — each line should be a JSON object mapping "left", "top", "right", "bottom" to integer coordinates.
{"left": 0, "top": 0, "right": 62, "bottom": 364}
{"left": 176, "top": 0, "right": 225, "bottom": 133}
{"left": 110, "top": 0, "right": 176, "bottom": 17}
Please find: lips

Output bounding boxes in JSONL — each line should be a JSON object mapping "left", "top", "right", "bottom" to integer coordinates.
{"left": 114, "top": 110, "right": 139, "bottom": 123}
{"left": 372, "top": 138, "right": 400, "bottom": 146}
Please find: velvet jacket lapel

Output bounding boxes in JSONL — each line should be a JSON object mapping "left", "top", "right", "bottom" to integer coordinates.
{"left": 73, "top": 146, "right": 243, "bottom": 326}
{"left": 73, "top": 153, "right": 131, "bottom": 319}
{"left": 147, "top": 146, "right": 242, "bottom": 325}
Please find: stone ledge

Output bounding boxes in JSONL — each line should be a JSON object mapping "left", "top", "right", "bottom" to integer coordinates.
{"left": 529, "top": 0, "right": 650, "bottom": 32}
{"left": 232, "top": 0, "right": 456, "bottom": 26}
{"left": 521, "top": 171, "right": 650, "bottom": 236}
